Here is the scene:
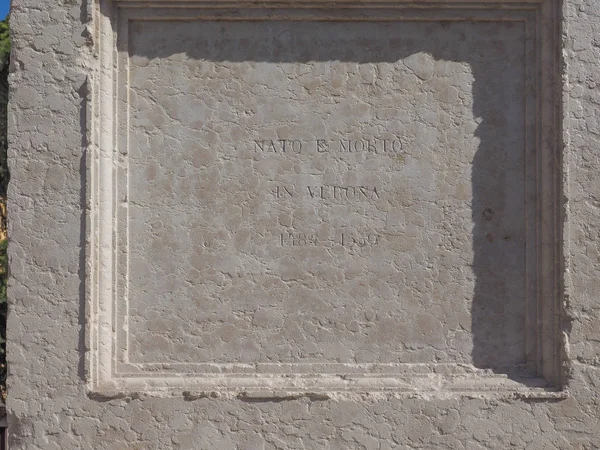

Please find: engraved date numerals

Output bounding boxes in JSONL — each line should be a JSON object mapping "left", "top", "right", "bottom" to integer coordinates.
{"left": 339, "top": 232, "right": 380, "bottom": 247}
{"left": 278, "top": 231, "right": 380, "bottom": 248}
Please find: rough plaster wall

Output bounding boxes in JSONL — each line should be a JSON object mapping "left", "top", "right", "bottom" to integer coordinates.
{"left": 4, "top": 0, "right": 600, "bottom": 449}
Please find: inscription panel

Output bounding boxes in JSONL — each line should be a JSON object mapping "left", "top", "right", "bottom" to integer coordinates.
{"left": 125, "top": 18, "right": 529, "bottom": 367}
{"left": 90, "top": 2, "right": 562, "bottom": 393}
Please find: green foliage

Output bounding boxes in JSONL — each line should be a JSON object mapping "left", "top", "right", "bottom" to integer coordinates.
{"left": 0, "top": 20, "right": 9, "bottom": 73}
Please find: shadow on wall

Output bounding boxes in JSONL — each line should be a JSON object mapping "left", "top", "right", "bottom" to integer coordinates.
{"left": 86, "top": 10, "right": 539, "bottom": 379}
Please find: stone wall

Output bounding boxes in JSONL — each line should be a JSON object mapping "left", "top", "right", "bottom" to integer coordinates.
{"left": 6, "top": 0, "right": 600, "bottom": 448}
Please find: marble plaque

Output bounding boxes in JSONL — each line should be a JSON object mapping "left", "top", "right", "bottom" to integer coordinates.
{"left": 89, "top": 5, "right": 560, "bottom": 393}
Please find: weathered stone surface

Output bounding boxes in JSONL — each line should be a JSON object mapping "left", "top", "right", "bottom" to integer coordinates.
{"left": 6, "top": 0, "right": 600, "bottom": 448}
{"left": 126, "top": 19, "right": 527, "bottom": 370}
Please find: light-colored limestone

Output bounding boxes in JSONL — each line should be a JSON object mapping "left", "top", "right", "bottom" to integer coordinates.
{"left": 7, "top": 0, "right": 600, "bottom": 448}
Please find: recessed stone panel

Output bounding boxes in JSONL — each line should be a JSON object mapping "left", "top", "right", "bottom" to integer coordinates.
{"left": 89, "top": 4, "right": 561, "bottom": 393}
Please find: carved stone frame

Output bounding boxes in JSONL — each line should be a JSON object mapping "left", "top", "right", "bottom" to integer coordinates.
{"left": 88, "top": 0, "right": 564, "bottom": 397}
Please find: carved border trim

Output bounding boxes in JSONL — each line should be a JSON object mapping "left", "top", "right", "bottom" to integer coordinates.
{"left": 88, "top": 0, "right": 563, "bottom": 396}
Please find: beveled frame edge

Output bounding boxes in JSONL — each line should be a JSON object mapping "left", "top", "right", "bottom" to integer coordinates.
{"left": 86, "top": 0, "right": 564, "bottom": 396}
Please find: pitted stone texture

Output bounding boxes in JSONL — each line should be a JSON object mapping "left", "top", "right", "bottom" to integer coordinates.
{"left": 126, "top": 20, "right": 526, "bottom": 368}
{"left": 5, "top": 0, "right": 600, "bottom": 449}
{"left": 95, "top": 6, "right": 552, "bottom": 393}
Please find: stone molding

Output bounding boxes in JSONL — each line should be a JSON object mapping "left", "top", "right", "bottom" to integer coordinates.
{"left": 88, "top": 0, "right": 564, "bottom": 397}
